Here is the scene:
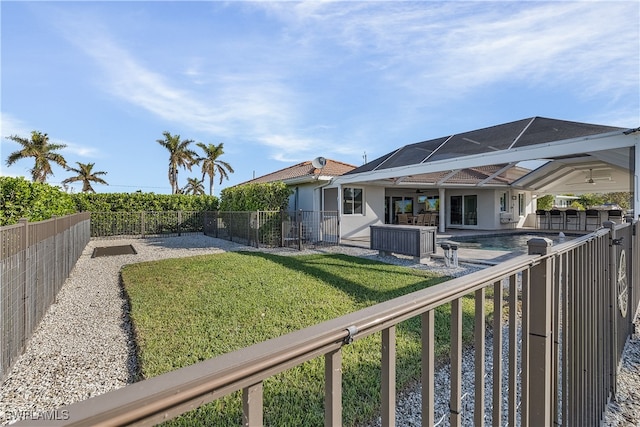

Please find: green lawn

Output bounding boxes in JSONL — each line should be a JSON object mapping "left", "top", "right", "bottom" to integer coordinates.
{"left": 121, "top": 251, "right": 480, "bottom": 426}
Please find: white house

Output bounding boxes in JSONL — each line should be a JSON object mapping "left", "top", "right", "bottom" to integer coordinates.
{"left": 239, "top": 158, "right": 356, "bottom": 212}
{"left": 328, "top": 117, "right": 639, "bottom": 241}
{"left": 235, "top": 117, "right": 639, "bottom": 243}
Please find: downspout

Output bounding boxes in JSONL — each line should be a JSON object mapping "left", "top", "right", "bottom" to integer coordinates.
{"left": 439, "top": 187, "right": 446, "bottom": 233}
{"left": 338, "top": 183, "right": 343, "bottom": 244}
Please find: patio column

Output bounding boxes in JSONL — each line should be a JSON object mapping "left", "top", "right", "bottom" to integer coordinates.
{"left": 337, "top": 184, "right": 343, "bottom": 244}
{"left": 439, "top": 187, "right": 446, "bottom": 233}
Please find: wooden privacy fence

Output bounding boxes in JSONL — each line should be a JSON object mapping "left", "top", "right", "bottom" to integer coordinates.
{"left": 0, "top": 213, "right": 90, "bottom": 381}
{"left": 21, "top": 220, "right": 640, "bottom": 426}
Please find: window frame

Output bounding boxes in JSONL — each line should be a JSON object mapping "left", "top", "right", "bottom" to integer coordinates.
{"left": 343, "top": 187, "right": 364, "bottom": 215}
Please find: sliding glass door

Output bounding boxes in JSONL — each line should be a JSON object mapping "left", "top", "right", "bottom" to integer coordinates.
{"left": 450, "top": 195, "right": 477, "bottom": 226}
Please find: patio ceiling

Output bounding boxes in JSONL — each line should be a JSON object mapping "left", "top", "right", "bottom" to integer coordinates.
{"left": 363, "top": 163, "right": 530, "bottom": 189}
{"left": 512, "top": 153, "right": 633, "bottom": 195}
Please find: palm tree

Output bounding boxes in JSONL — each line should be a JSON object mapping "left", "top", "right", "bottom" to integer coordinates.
{"left": 62, "top": 162, "right": 108, "bottom": 193}
{"left": 5, "top": 131, "right": 67, "bottom": 183}
{"left": 182, "top": 177, "right": 205, "bottom": 195}
{"left": 196, "top": 142, "right": 234, "bottom": 196}
{"left": 156, "top": 131, "right": 198, "bottom": 194}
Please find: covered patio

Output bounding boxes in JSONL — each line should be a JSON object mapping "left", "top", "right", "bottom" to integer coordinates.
{"left": 330, "top": 117, "right": 640, "bottom": 241}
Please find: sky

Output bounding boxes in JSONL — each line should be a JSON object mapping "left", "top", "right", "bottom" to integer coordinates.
{"left": 1, "top": 1, "right": 639, "bottom": 196}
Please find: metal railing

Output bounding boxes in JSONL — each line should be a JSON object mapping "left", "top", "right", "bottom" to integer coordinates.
{"left": 0, "top": 213, "right": 90, "bottom": 382}
{"left": 90, "top": 210, "right": 339, "bottom": 250}
{"left": 204, "top": 210, "right": 339, "bottom": 250}
{"left": 14, "top": 221, "right": 639, "bottom": 426}
{"left": 90, "top": 211, "right": 205, "bottom": 238}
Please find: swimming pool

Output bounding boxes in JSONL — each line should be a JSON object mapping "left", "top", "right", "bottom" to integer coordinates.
{"left": 451, "top": 233, "right": 577, "bottom": 253}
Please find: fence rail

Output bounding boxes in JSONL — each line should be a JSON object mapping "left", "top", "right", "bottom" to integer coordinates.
{"left": 204, "top": 210, "right": 339, "bottom": 250}
{"left": 91, "top": 210, "right": 339, "bottom": 250}
{"left": 90, "top": 211, "right": 205, "bottom": 238}
{"left": 19, "top": 220, "right": 639, "bottom": 426}
{"left": 0, "top": 213, "right": 90, "bottom": 381}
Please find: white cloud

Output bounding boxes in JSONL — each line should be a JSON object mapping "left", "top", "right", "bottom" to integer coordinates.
{"left": 1, "top": 113, "right": 101, "bottom": 160}
{"left": 59, "top": 20, "right": 308, "bottom": 158}
{"left": 0, "top": 113, "right": 32, "bottom": 140}
{"left": 257, "top": 1, "right": 639, "bottom": 99}
{"left": 45, "top": 2, "right": 639, "bottom": 166}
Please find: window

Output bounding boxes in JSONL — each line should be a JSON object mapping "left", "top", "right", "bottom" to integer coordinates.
{"left": 464, "top": 195, "right": 478, "bottom": 225}
{"left": 499, "top": 192, "right": 508, "bottom": 212}
{"left": 518, "top": 194, "right": 525, "bottom": 216}
{"left": 343, "top": 187, "right": 363, "bottom": 214}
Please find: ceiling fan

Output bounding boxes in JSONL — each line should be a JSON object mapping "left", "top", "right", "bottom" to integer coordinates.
{"left": 567, "top": 168, "right": 614, "bottom": 186}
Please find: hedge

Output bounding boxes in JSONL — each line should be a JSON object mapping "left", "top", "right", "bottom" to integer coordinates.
{"left": 0, "top": 177, "right": 76, "bottom": 226}
{"left": 71, "top": 192, "right": 219, "bottom": 213}
{"left": 219, "top": 182, "right": 292, "bottom": 211}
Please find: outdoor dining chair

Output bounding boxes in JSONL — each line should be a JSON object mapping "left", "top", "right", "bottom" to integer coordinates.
{"left": 397, "top": 214, "right": 411, "bottom": 225}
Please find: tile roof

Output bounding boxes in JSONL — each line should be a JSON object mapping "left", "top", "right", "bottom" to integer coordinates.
{"left": 402, "top": 164, "right": 530, "bottom": 186}
{"left": 238, "top": 159, "right": 356, "bottom": 185}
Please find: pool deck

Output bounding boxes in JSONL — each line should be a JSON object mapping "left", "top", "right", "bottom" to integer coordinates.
{"left": 341, "top": 227, "right": 590, "bottom": 266}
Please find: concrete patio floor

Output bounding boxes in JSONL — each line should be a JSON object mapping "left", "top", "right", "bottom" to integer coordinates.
{"left": 341, "top": 227, "right": 591, "bottom": 266}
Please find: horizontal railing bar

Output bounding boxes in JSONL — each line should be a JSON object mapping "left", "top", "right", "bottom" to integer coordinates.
{"left": 28, "top": 330, "right": 348, "bottom": 426}
{"left": 19, "top": 229, "right": 612, "bottom": 426}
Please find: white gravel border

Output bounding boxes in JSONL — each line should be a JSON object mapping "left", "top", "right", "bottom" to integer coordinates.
{"left": 0, "top": 234, "right": 637, "bottom": 425}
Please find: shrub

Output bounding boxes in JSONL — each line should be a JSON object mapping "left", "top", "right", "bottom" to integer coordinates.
{"left": 71, "top": 192, "right": 219, "bottom": 212}
{"left": 536, "top": 195, "right": 554, "bottom": 211}
{"left": 0, "top": 177, "right": 76, "bottom": 226}
{"left": 219, "top": 182, "right": 292, "bottom": 212}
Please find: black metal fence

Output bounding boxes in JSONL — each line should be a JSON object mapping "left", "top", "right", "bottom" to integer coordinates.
{"left": 90, "top": 210, "right": 340, "bottom": 250}
{"left": 204, "top": 210, "right": 339, "bottom": 250}
{"left": 90, "top": 211, "right": 206, "bottom": 238}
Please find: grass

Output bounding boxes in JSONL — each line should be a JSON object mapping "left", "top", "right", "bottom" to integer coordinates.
{"left": 121, "top": 251, "right": 484, "bottom": 426}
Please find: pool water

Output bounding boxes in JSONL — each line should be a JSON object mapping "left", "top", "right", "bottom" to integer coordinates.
{"left": 453, "top": 233, "right": 576, "bottom": 253}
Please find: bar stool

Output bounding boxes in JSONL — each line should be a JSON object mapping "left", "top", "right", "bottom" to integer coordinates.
{"left": 565, "top": 209, "right": 579, "bottom": 230}
{"left": 585, "top": 209, "right": 600, "bottom": 230}
{"left": 608, "top": 210, "right": 623, "bottom": 224}
{"left": 549, "top": 209, "right": 563, "bottom": 229}
{"left": 535, "top": 209, "right": 549, "bottom": 229}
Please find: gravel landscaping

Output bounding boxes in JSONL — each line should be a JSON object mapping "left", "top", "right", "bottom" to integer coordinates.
{"left": 0, "top": 234, "right": 637, "bottom": 425}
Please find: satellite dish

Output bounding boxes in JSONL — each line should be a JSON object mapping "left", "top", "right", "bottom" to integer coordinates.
{"left": 312, "top": 156, "right": 327, "bottom": 169}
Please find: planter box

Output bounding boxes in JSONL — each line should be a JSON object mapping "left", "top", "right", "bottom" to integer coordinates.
{"left": 370, "top": 225, "right": 437, "bottom": 264}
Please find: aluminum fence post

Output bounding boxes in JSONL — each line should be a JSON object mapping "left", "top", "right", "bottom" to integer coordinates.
{"left": 18, "top": 218, "right": 28, "bottom": 350}
{"left": 281, "top": 211, "right": 285, "bottom": 247}
{"left": 298, "top": 210, "right": 303, "bottom": 251}
{"left": 527, "top": 237, "right": 553, "bottom": 426}
{"left": 255, "top": 211, "right": 260, "bottom": 249}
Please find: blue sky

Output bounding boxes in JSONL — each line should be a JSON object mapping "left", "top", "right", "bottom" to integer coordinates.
{"left": 2, "top": 1, "right": 639, "bottom": 196}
